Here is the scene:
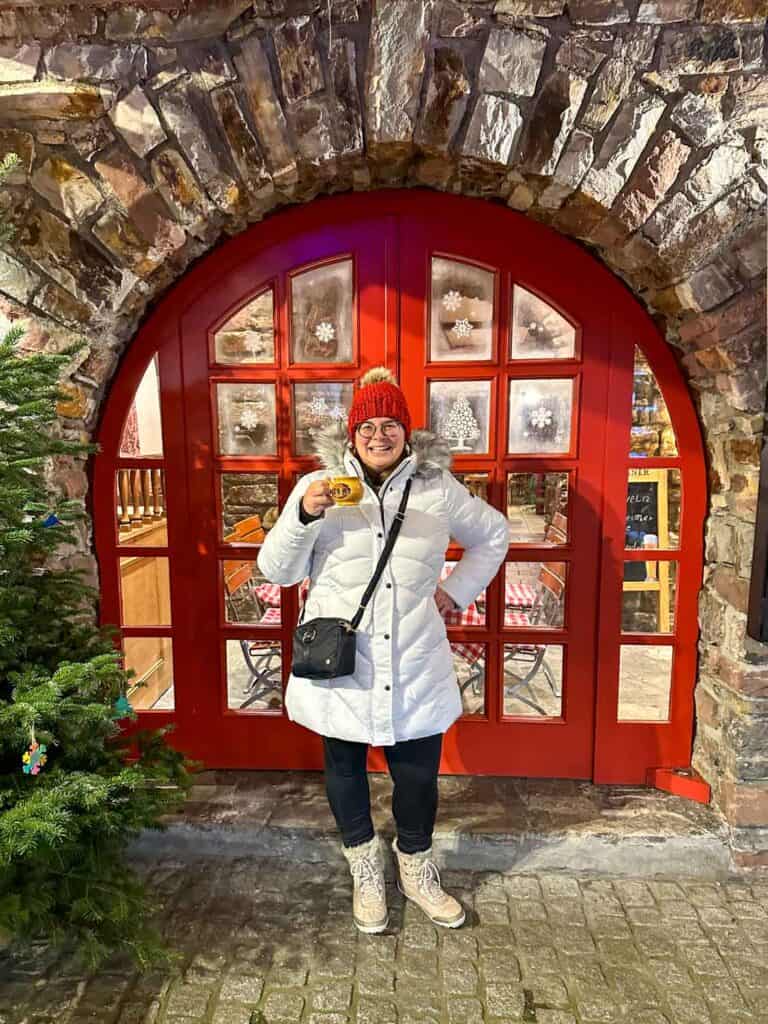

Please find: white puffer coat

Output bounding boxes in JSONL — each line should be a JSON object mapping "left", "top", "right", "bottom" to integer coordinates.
{"left": 257, "top": 424, "right": 509, "bottom": 745}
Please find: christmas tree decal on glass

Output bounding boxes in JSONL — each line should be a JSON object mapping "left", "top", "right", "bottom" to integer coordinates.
{"left": 444, "top": 396, "right": 481, "bottom": 452}
{"left": 429, "top": 380, "right": 490, "bottom": 454}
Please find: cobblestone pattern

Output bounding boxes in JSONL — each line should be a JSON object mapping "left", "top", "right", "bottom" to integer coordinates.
{"left": 2, "top": 857, "right": 768, "bottom": 1024}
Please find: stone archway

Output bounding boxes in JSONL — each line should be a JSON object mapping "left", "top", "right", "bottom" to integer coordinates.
{"left": 0, "top": 0, "right": 765, "bottom": 861}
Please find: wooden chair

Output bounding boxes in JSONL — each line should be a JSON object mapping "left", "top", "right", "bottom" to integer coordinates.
{"left": 503, "top": 513, "right": 567, "bottom": 715}
{"left": 222, "top": 515, "right": 281, "bottom": 709}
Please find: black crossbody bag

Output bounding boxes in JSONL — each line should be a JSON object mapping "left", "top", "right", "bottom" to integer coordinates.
{"left": 292, "top": 479, "right": 412, "bottom": 681}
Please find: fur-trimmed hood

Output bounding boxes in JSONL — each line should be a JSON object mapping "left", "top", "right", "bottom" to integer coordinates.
{"left": 311, "top": 420, "right": 452, "bottom": 478}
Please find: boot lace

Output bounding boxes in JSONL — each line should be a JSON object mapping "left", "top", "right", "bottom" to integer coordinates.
{"left": 350, "top": 855, "right": 385, "bottom": 906}
{"left": 415, "top": 858, "right": 445, "bottom": 903}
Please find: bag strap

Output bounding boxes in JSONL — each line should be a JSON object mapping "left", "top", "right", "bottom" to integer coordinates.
{"left": 350, "top": 478, "right": 411, "bottom": 630}
{"left": 297, "top": 478, "right": 412, "bottom": 628}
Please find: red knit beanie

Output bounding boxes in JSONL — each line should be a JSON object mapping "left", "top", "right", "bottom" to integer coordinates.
{"left": 347, "top": 366, "right": 412, "bottom": 440}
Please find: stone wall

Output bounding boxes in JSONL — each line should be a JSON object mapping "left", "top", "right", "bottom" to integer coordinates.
{"left": 0, "top": 0, "right": 765, "bottom": 856}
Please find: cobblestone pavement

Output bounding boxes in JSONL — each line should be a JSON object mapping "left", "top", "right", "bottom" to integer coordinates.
{"left": 2, "top": 857, "right": 768, "bottom": 1024}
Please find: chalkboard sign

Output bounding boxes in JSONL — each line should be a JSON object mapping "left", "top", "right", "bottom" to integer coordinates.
{"left": 623, "top": 471, "right": 665, "bottom": 582}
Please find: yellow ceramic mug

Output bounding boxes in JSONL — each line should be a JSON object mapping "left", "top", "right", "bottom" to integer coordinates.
{"left": 328, "top": 476, "right": 364, "bottom": 506}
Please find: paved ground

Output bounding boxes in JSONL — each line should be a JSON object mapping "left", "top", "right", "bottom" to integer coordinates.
{"left": 3, "top": 854, "right": 768, "bottom": 1024}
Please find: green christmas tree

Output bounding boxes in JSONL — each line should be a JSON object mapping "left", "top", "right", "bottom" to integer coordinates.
{"left": 0, "top": 153, "right": 194, "bottom": 970}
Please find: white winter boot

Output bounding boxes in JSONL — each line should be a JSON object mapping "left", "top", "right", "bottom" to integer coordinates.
{"left": 341, "top": 835, "right": 389, "bottom": 934}
{"left": 392, "top": 838, "right": 465, "bottom": 928}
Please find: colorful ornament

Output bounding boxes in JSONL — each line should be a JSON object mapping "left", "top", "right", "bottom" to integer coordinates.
{"left": 442, "top": 290, "right": 462, "bottom": 312}
{"left": 314, "top": 321, "right": 335, "bottom": 344}
{"left": 42, "top": 513, "right": 62, "bottom": 528}
{"left": 22, "top": 739, "right": 47, "bottom": 776}
{"left": 112, "top": 694, "right": 133, "bottom": 719}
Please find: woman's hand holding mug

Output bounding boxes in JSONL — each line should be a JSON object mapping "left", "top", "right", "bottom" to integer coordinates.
{"left": 302, "top": 480, "right": 336, "bottom": 517}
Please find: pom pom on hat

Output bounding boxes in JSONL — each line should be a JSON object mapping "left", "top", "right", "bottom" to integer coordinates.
{"left": 348, "top": 365, "right": 412, "bottom": 440}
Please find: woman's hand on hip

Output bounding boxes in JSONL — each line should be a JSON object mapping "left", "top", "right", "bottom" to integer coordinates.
{"left": 302, "top": 480, "right": 335, "bottom": 517}
{"left": 434, "top": 586, "right": 458, "bottom": 616}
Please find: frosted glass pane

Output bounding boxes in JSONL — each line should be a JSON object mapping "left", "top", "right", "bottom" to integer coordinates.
{"left": 292, "top": 381, "right": 354, "bottom": 456}
{"left": 291, "top": 259, "right": 353, "bottom": 363}
{"left": 507, "top": 378, "right": 573, "bottom": 455}
{"left": 631, "top": 347, "right": 678, "bottom": 457}
{"left": 510, "top": 286, "right": 576, "bottom": 359}
{"left": 213, "top": 288, "right": 274, "bottom": 364}
{"left": 431, "top": 256, "right": 494, "bottom": 361}
{"left": 216, "top": 382, "right": 277, "bottom": 456}
{"left": 429, "top": 379, "right": 491, "bottom": 454}
{"left": 120, "top": 356, "right": 163, "bottom": 457}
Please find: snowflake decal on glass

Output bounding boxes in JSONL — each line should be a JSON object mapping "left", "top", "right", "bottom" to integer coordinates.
{"left": 451, "top": 318, "right": 472, "bottom": 339}
{"left": 239, "top": 407, "right": 261, "bottom": 430}
{"left": 328, "top": 403, "right": 346, "bottom": 420}
{"left": 529, "top": 406, "right": 553, "bottom": 431}
{"left": 314, "top": 321, "right": 336, "bottom": 344}
{"left": 309, "top": 394, "right": 330, "bottom": 418}
{"left": 442, "top": 290, "right": 462, "bottom": 312}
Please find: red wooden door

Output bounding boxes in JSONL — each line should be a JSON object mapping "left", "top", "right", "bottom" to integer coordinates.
{"left": 94, "top": 190, "right": 705, "bottom": 782}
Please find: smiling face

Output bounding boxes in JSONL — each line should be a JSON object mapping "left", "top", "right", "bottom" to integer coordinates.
{"left": 353, "top": 417, "right": 407, "bottom": 474}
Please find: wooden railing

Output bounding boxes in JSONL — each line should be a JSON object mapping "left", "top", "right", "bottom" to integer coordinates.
{"left": 117, "top": 468, "right": 166, "bottom": 534}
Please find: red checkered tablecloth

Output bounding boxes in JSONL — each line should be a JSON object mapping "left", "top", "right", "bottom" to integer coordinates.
{"left": 254, "top": 582, "right": 281, "bottom": 606}
{"left": 259, "top": 606, "right": 281, "bottom": 626}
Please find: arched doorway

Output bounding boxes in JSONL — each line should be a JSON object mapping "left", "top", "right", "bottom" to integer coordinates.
{"left": 92, "top": 190, "right": 706, "bottom": 783}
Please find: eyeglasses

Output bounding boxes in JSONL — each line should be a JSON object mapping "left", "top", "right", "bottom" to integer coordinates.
{"left": 357, "top": 421, "right": 403, "bottom": 439}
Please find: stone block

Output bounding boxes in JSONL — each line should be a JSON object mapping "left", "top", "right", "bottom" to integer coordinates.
{"left": 274, "top": 15, "right": 323, "bottom": 102}
{"left": 183, "top": 41, "right": 236, "bottom": 91}
{"left": 581, "top": 83, "right": 665, "bottom": 206}
{"left": 637, "top": 0, "right": 697, "bottom": 21}
{"left": 659, "top": 26, "right": 763, "bottom": 74}
{"left": 555, "top": 31, "right": 610, "bottom": 76}
{"left": 495, "top": 0, "right": 565, "bottom": 13}
{"left": 286, "top": 93, "right": 335, "bottom": 166}
{"left": 0, "top": 43, "right": 40, "bottom": 83}
{"left": 329, "top": 38, "right": 363, "bottom": 157}
{"left": 94, "top": 146, "right": 186, "bottom": 258}
{"left": 684, "top": 141, "right": 751, "bottom": 212}
{"left": 579, "top": 57, "right": 635, "bottom": 133}
{"left": 36, "top": 283, "right": 93, "bottom": 328}
{"left": 365, "top": 0, "right": 433, "bottom": 149}
{"left": 30, "top": 157, "right": 103, "bottom": 224}
{"left": 233, "top": 34, "right": 296, "bottom": 183}
{"left": 478, "top": 27, "right": 547, "bottom": 97}
{"left": 462, "top": 94, "right": 523, "bottom": 165}
{"left": 45, "top": 43, "right": 139, "bottom": 83}
{"left": 670, "top": 91, "right": 726, "bottom": 146}
{"left": 416, "top": 45, "right": 470, "bottom": 153}
{"left": 91, "top": 207, "right": 159, "bottom": 278}
{"left": 614, "top": 129, "right": 690, "bottom": 232}
{"left": 109, "top": 85, "right": 167, "bottom": 158}
{"left": 105, "top": 8, "right": 175, "bottom": 41}
{"left": 729, "top": 73, "right": 768, "bottom": 130}
{"left": 568, "top": 0, "right": 630, "bottom": 22}
{"left": 211, "top": 86, "right": 270, "bottom": 189}
{"left": 0, "top": 81, "right": 111, "bottom": 122}
{"left": 150, "top": 149, "right": 212, "bottom": 235}
{"left": 438, "top": 0, "right": 486, "bottom": 37}
{"left": 701, "top": 0, "right": 768, "bottom": 21}
{"left": 0, "top": 250, "right": 38, "bottom": 303}
{"left": 158, "top": 77, "right": 242, "bottom": 210}
{"left": 733, "top": 222, "right": 767, "bottom": 279}
{"left": 551, "top": 128, "right": 594, "bottom": 188}
{"left": 686, "top": 261, "right": 742, "bottom": 311}
{"left": 521, "top": 69, "right": 588, "bottom": 175}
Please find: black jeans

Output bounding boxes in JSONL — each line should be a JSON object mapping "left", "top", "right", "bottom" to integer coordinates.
{"left": 322, "top": 733, "right": 443, "bottom": 854}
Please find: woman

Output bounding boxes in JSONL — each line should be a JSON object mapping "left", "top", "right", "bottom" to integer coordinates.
{"left": 257, "top": 367, "right": 508, "bottom": 933}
